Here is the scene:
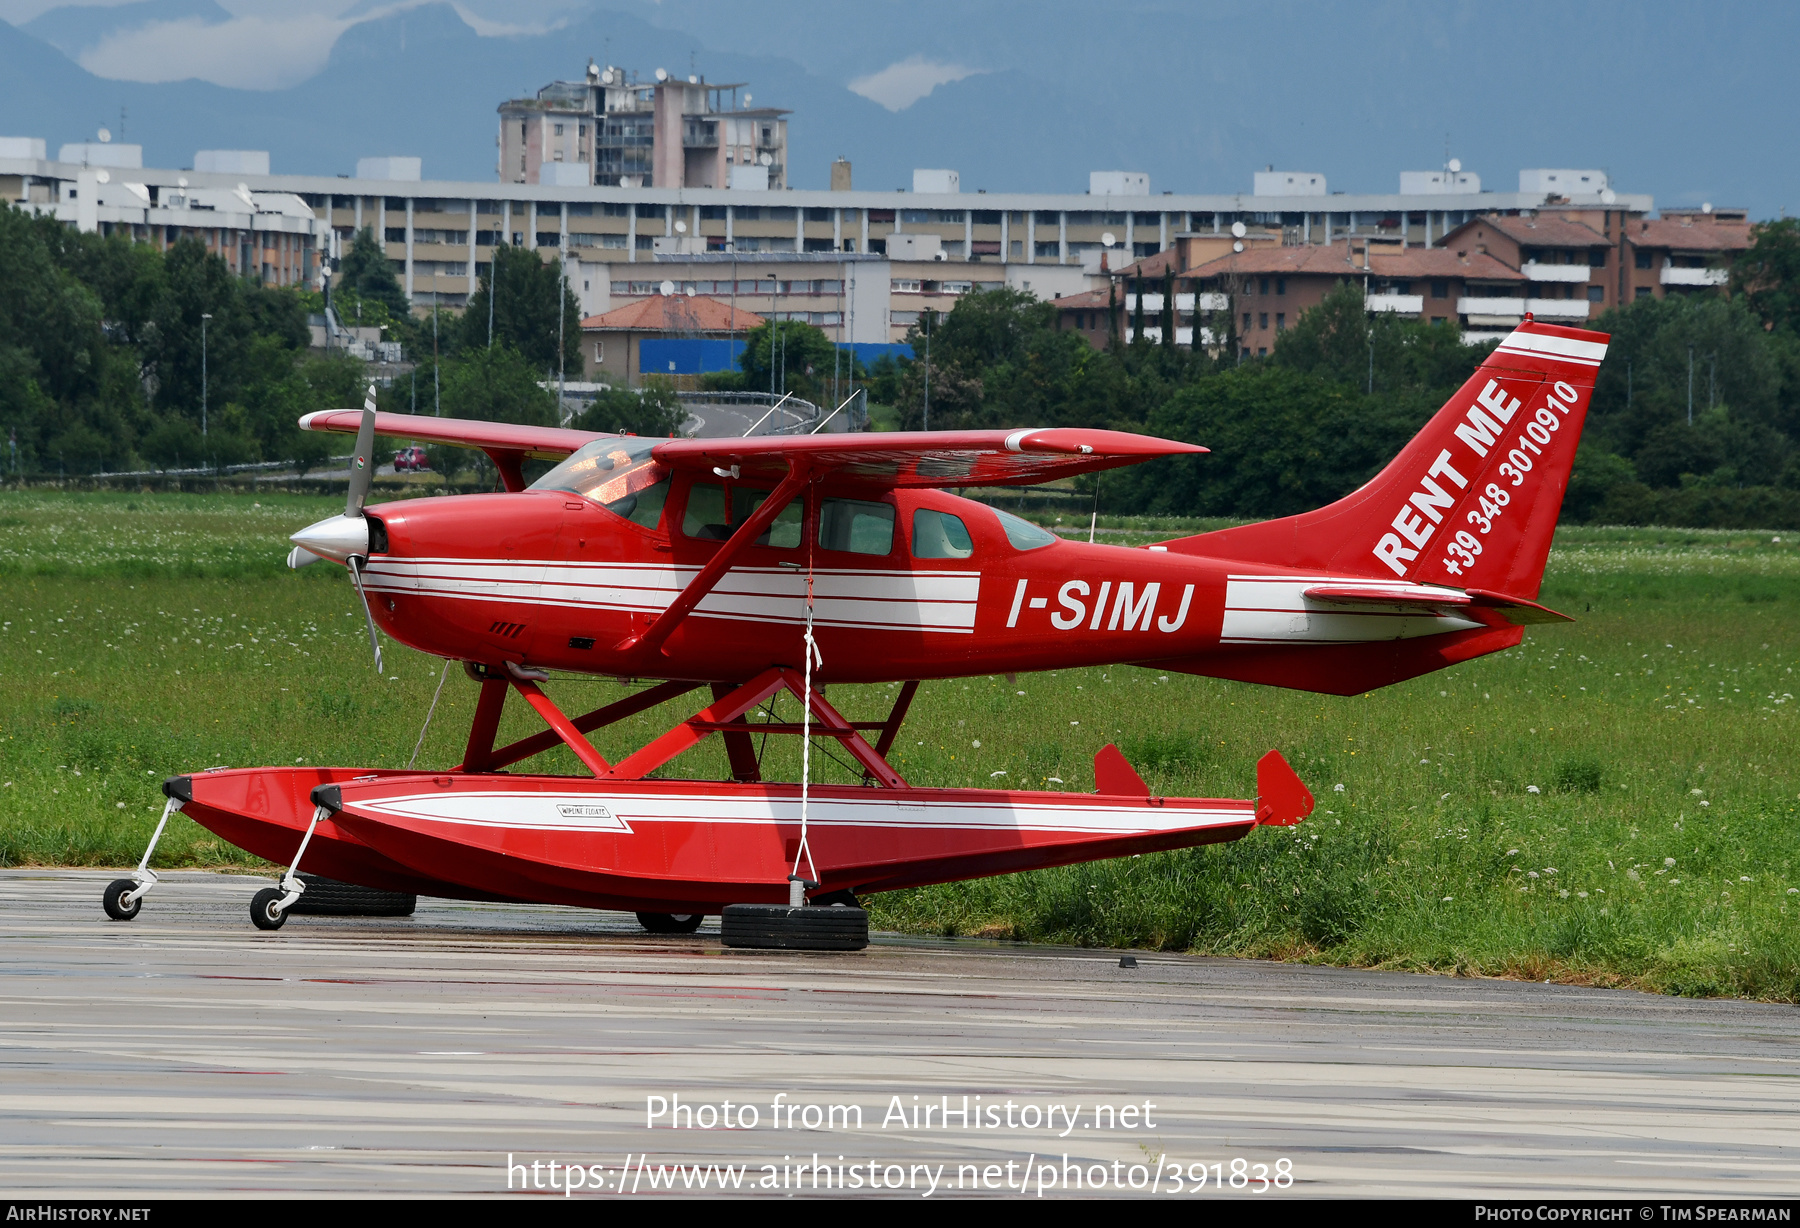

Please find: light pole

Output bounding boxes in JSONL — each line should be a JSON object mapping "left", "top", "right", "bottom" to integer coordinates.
{"left": 922, "top": 308, "right": 931, "bottom": 432}
{"left": 200, "top": 312, "right": 212, "bottom": 435}
{"left": 765, "top": 273, "right": 780, "bottom": 399}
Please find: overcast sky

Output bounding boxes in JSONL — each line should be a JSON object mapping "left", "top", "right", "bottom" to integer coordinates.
{"left": 4, "top": 0, "right": 1795, "bottom": 213}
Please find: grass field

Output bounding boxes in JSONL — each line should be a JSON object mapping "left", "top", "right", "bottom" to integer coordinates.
{"left": 2, "top": 489, "right": 1797, "bottom": 1000}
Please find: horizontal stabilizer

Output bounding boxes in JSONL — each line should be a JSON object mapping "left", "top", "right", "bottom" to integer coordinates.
{"left": 1302, "top": 583, "right": 1570, "bottom": 625}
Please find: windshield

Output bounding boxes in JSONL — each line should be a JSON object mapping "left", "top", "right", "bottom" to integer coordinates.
{"left": 530, "top": 438, "right": 670, "bottom": 528}
{"left": 992, "top": 507, "right": 1058, "bottom": 551}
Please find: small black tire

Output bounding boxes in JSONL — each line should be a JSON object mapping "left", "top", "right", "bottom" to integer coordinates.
{"left": 250, "top": 887, "right": 289, "bottom": 931}
{"left": 721, "top": 904, "right": 868, "bottom": 951}
{"left": 636, "top": 911, "right": 705, "bottom": 934}
{"left": 103, "top": 878, "right": 142, "bottom": 922}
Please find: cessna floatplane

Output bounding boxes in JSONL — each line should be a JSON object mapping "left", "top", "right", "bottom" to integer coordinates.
{"left": 104, "top": 318, "right": 1607, "bottom": 948}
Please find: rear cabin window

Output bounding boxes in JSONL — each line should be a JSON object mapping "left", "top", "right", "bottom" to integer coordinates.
{"left": 680, "top": 481, "right": 802, "bottom": 549}
{"left": 818, "top": 498, "right": 895, "bottom": 556}
{"left": 530, "top": 439, "right": 669, "bottom": 530}
{"left": 911, "top": 508, "right": 973, "bottom": 559}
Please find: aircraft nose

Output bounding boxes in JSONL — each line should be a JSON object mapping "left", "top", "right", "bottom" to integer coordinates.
{"left": 289, "top": 513, "right": 370, "bottom": 565}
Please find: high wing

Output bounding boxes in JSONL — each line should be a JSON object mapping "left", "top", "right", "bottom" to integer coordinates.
{"left": 300, "top": 410, "right": 598, "bottom": 459}
{"left": 303, "top": 411, "right": 1208, "bottom": 492}
{"left": 651, "top": 428, "right": 1207, "bottom": 488}
{"left": 299, "top": 410, "right": 605, "bottom": 491}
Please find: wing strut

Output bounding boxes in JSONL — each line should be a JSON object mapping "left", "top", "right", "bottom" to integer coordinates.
{"left": 615, "top": 461, "right": 810, "bottom": 659}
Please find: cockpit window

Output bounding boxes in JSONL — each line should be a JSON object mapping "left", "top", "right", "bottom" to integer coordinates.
{"left": 992, "top": 507, "right": 1057, "bottom": 551}
{"left": 531, "top": 438, "right": 670, "bottom": 529}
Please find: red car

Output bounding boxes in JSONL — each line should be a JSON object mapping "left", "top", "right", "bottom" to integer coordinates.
{"left": 393, "top": 446, "right": 431, "bottom": 472}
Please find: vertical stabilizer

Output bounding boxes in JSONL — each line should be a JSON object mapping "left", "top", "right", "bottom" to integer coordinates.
{"left": 1169, "top": 318, "right": 1608, "bottom": 599}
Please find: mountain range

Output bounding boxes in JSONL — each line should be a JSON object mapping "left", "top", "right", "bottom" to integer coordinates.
{"left": 1, "top": 0, "right": 1794, "bottom": 215}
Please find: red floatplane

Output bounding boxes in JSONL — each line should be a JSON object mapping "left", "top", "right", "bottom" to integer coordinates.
{"left": 105, "top": 317, "right": 1607, "bottom": 948}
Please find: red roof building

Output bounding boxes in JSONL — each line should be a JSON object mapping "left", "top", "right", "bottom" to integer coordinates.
{"left": 579, "top": 293, "right": 763, "bottom": 383}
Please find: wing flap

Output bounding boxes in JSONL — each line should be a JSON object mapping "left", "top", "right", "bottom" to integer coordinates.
{"left": 651, "top": 427, "right": 1205, "bottom": 489}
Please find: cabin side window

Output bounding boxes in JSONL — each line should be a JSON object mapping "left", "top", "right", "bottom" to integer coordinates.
{"left": 911, "top": 508, "right": 974, "bottom": 559}
{"left": 818, "top": 498, "right": 895, "bottom": 556}
{"left": 680, "top": 481, "right": 801, "bottom": 548}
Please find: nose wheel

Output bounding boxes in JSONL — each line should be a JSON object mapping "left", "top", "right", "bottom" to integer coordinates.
{"left": 102, "top": 879, "right": 143, "bottom": 921}
{"left": 636, "top": 911, "right": 704, "bottom": 934}
{"left": 250, "top": 887, "right": 290, "bottom": 931}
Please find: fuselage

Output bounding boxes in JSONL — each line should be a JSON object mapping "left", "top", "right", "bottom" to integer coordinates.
{"left": 350, "top": 476, "right": 1504, "bottom": 691}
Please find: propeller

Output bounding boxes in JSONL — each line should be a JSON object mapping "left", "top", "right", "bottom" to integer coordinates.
{"left": 287, "top": 383, "right": 384, "bottom": 673}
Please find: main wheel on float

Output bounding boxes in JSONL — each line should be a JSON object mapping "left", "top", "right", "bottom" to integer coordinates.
{"left": 284, "top": 872, "right": 416, "bottom": 917}
{"left": 721, "top": 904, "right": 869, "bottom": 951}
{"left": 102, "top": 878, "right": 142, "bottom": 922}
{"left": 636, "top": 911, "right": 705, "bottom": 934}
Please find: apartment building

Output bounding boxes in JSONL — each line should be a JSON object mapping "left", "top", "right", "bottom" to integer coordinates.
{"left": 1622, "top": 207, "right": 1752, "bottom": 301}
{"left": 0, "top": 145, "right": 1671, "bottom": 342}
{"left": 4, "top": 166, "right": 325, "bottom": 286}
{"left": 498, "top": 64, "right": 789, "bottom": 190}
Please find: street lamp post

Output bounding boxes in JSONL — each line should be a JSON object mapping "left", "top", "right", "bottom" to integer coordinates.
{"left": 200, "top": 312, "right": 212, "bottom": 435}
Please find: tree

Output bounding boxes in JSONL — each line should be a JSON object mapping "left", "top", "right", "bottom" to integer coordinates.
{"left": 335, "top": 226, "right": 411, "bottom": 320}
{"left": 1733, "top": 217, "right": 1800, "bottom": 336}
{"left": 735, "top": 318, "right": 843, "bottom": 405}
{"left": 437, "top": 344, "right": 558, "bottom": 425}
{"left": 1583, "top": 293, "right": 1791, "bottom": 484}
{"left": 576, "top": 384, "right": 686, "bottom": 437}
{"left": 456, "top": 243, "right": 582, "bottom": 373}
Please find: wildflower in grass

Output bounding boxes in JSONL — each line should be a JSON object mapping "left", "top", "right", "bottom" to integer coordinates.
{"left": 971, "top": 740, "right": 980, "bottom": 748}
{"left": 1526, "top": 785, "right": 1540, "bottom": 794}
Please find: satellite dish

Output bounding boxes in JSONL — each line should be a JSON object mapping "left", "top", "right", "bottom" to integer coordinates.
{"left": 1101, "top": 232, "right": 1117, "bottom": 248}
{"left": 1230, "top": 221, "right": 1247, "bottom": 238}
{"left": 674, "top": 220, "right": 687, "bottom": 233}
{"left": 654, "top": 67, "right": 668, "bottom": 82}
{"left": 177, "top": 176, "right": 188, "bottom": 188}
{"left": 1232, "top": 240, "right": 1244, "bottom": 253}
{"left": 97, "top": 127, "right": 111, "bottom": 143}
{"left": 1601, "top": 189, "right": 1617, "bottom": 205}
{"left": 95, "top": 169, "right": 110, "bottom": 184}
{"left": 1447, "top": 157, "right": 1462, "bottom": 173}
{"left": 743, "top": 93, "right": 752, "bottom": 105}
{"left": 688, "top": 74, "right": 698, "bottom": 84}
{"left": 601, "top": 69, "right": 614, "bottom": 85}
{"left": 659, "top": 279, "right": 675, "bottom": 296}
{"left": 1702, "top": 201, "right": 1713, "bottom": 214}
{"left": 758, "top": 152, "right": 772, "bottom": 167}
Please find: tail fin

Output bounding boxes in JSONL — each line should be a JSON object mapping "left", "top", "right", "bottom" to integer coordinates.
{"left": 1170, "top": 318, "right": 1608, "bottom": 599}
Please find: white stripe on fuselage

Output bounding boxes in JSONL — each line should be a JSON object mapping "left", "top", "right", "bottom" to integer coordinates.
{"left": 360, "top": 558, "right": 982, "bottom": 633}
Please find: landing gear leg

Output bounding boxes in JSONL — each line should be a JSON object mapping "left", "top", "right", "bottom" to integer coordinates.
{"left": 103, "top": 797, "right": 181, "bottom": 922}
{"left": 249, "top": 804, "right": 327, "bottom": 931}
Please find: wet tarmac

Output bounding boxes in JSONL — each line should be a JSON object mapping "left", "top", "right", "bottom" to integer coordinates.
{"left": 2, "top": 869, "right": 1797, "bottom": 1198}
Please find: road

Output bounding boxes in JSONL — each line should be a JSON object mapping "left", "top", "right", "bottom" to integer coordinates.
{"left": 2, "top": 870, "right": 1796, "bottom": 1199}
